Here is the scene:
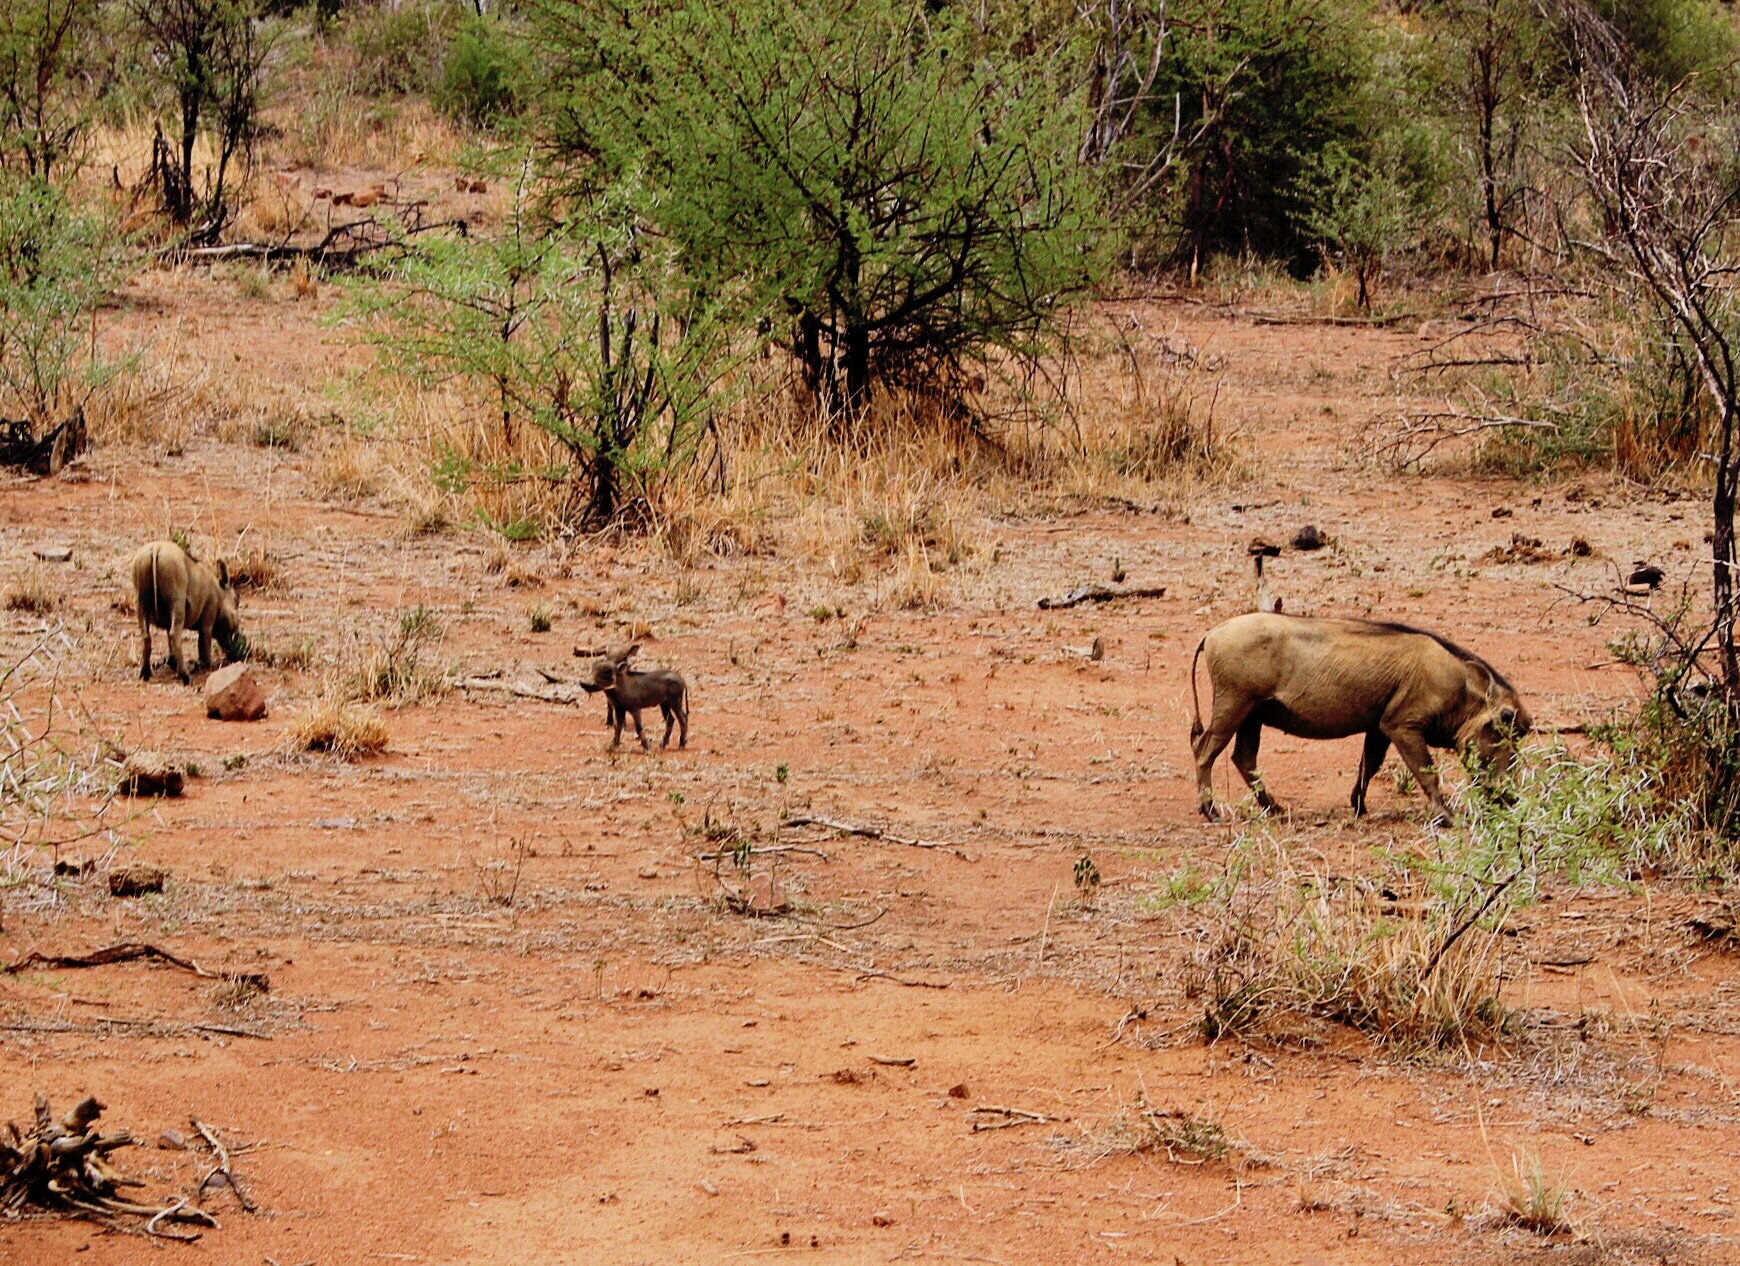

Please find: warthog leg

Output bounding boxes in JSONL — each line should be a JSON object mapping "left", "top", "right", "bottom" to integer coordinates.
{"left": 1231, "top": 715, "right": 1284, "bottom": 814}
{"left": 1193, "top": 696, "right": 1253, "bottom": 821}
{"left": 1389, "top": 727, "right": 1451, "bottom": 824}
{"left": 1350, "top": 730, "right": 1391, "bottom": 816}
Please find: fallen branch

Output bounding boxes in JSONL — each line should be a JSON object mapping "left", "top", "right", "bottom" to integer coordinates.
{"left": 853, "top": 970, "right": 950, "bottom": 989}
{"left": 0, "top": 1017, "right": 270, "bottom": 1039}
{"left": 1037, "top": 583, "right": 1167, "bottom": 610}
{"left": 967, "top": 1105, "right": 1059, "bottom": 1132}
{"left": 192, "top": 1118, "right": 256, "bottom": 1213}
{"left": 457, "top": 677, "right": 580, "bottom": 706}
{"left": 156, "top": 215, "right": 468, "bottom": 272}
{"left": 1243, "top": 309, "right": 1420, "bottom": 327}
{"left": 3, "top": 942, "right": 270, "bottom": 993}
{"left": 781, "top": 815, "right": 951, "bottom": 851}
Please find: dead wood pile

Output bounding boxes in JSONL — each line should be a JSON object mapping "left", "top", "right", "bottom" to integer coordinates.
{"left": 1, "top": 1094, "right": 217, "bottom": 1239}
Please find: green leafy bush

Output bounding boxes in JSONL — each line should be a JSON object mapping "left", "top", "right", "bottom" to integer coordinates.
{"left": 436, "top": 15, "right": 522, "bottom": 125}
{"left": 0, "top": 173, "right": 121, "bottom": 423}
{"left": 535, "top": 0, "right": 1106, "bottom": 417}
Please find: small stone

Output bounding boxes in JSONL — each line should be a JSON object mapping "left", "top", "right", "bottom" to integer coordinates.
{"left": 1291, "top": 524, "right": 1324, "bottom": 551}
{"left": 120, "top": 751, "right": 184, "bottom": 797}
{"left": 872, "top": 1214, "right": 893, "bottom": 1227}
{"left": 313, "top": 817, "right": 357, "bottom": 830}
{"left": 157, "top": 1129, "right": 188, "bottom": 1150}
{"left": 204, "top": 664, "right": 267, "bottom": 721}
{"left": 109, "top": 863, "right": 167, "bottom": 897}
{"left": 32, "top": 545, "right": 72, "bottom": 563}
{"left": 947, "top": 1082, "right": 969, "bottom": 1099}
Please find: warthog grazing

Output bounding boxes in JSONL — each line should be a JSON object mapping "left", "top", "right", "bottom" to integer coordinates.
{"left": 130, "top": 540, "right": 242, "bottom": 685}
{"left": 1189, "top": 612, "right": 1530, "bottom": 823}
{"left": 578, "top": 655, "right": 689, "bottom": 750}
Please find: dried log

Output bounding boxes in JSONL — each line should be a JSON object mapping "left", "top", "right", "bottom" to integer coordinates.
{"left": 156, "top": 215, "right": 468, "bottom": 272}
{"left": 0, "top": 411, "right": 86, "bottom": 476}
{"left": 1037, "top": 583, "right": 1166, "bottom": 610}
{"left": 3, "top": 942, "right": 270, "bottom": 993}
{"left": 457, "top": 677, "right": 581, "bottom": 706}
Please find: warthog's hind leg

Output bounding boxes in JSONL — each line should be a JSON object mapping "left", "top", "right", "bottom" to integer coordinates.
{"left": 1231, "top": 715, "right": 1284, "bottom": 814}
{"left": 1192, "top": 696, "right": 1251, "bottom": 821}
{"left": 1350, "top": 730, "right": 1391, "bottom": 817}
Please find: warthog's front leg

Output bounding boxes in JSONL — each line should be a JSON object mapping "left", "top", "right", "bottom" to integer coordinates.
{"left": 1388, "top": 727, "right": 1450, "bottom": 824}
{"left": 197, "top": 624, "right": 214, "bottom": 673}
{"left": 1350, "top": 730, "right": 1391, "bottom": 817}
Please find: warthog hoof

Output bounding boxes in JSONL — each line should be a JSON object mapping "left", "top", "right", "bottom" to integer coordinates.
{"left": 1199, "top": 799, "right": 1231, "bottom": 823}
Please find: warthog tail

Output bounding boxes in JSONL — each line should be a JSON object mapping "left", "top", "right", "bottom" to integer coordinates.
{"left": 147, "top": 547, "right": 160, "bottom": 626}
{"left": 1188, "top": 634, "right": 1207, "bottom": 741}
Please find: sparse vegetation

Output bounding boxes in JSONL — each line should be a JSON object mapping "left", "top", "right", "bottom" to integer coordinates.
{"left": 288, "top": 696, "right": 388, "bottom": 759}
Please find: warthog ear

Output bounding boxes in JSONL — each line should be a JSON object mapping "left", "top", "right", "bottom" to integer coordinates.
{"left": 216, "top": 559, "right": 230, "bottom": 587}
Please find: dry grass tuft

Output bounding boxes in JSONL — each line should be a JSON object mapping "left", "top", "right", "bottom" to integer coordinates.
{"left": 289, "top": 697, "right": 389, "bottom": 760}
{"left": 227, "top": 544, "right": 284, "bottom": 592}
{"left": 1171, "top": 833, "right": 1513, "bottom": 1052}
{"left": 3, "top": 570, "right": 58, "bottom": 614}
{"left": 341, "top": 605, "right": 449, "bottom": 705}
{"left": 311, "top": 432, "right": 385, "bottom": 501}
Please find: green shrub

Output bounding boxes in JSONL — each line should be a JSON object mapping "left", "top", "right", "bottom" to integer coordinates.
{"left": 347, "top": 0, "right": 460, "bottom": 95}
{"left": 436, "top": 15, "right": 521, "bottom": 125}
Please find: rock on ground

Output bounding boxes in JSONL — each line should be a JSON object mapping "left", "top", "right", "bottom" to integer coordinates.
{"left": 205, "top": 664, "right": 267, "bottom": 721}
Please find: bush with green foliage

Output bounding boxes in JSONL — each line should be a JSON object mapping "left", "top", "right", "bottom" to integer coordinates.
{"left": 0, "top": 174, "right": 121, "bottom": 423}
{"left": 0, "top": 0, "right": 103, "bottom": 181}
{"left": 347, "top": 0, "right": 461, "bottom": 95}
{"left": 1590, "top": 0, "right": 1734, "bottom": 89}
{"left": 435, "top": 15, "right": 522, "bottom": 125}
{"left": 1143, "top": 0, "right": 1379, "bottom": 269}
{"left": 534, "top": 0, "right": 1106, "bottom": 418}
{"left": 349, "top": 180, "right": 730, "bottom": 527}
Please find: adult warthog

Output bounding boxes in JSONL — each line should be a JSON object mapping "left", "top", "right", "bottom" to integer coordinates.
{"left": 1188, "top": 613, "right": 1530, "bottom": 823}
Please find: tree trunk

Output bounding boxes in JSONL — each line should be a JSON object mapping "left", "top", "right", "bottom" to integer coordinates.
{"left": 842, "top": 322, "right": 870, "bottom": 415}
{"left": 1717, "top": 411, "right": 1740, "bottom": 697}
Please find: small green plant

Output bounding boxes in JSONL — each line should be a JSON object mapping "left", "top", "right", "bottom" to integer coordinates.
{"left": 774, "top": 762, "right": 789, "bottom": 784}
{"left": 528, "top": 604, "right": 552, "bottom": 633}
{"left": 343, "top": 605, "right": 449, "bottom": 705}
{"left": 1497, "top": 1147, "right": 1573, "bottom": 1236}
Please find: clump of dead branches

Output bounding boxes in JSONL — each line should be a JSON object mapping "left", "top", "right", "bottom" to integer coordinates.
{"left": 1, "top": 1094, "right": 217, "bottom": 1240}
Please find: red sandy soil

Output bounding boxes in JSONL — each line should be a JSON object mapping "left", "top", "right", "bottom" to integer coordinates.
{"left": 1, "top": 273, "right": 1734, "bottom": 1266}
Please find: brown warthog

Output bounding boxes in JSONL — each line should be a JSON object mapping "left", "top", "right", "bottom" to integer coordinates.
{"left": 1188, "top": 612, "right": 1529, "bottom": 823}
{"left": 578, "top": 655, "right": 688, "bottom": 751}
{"left": 130, "top": 540, "right": 242, "bottom": 684}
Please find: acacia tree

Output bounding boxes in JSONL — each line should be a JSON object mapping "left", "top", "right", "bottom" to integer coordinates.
{"left": 353, "top": 179, "right": 729, "bottom": 528}
{"left": 131, "top": 0, "right": 270, "bottom": 234}
{"left": 533, "top": 0, "right": 1104, "bottom": 421}
{"left": 1561, "top": 4, "right": 1740, "bottom": 699}
{"left": 0, "top": 0, "right": 101, "bottom": 181}
{"left": 1432, "top": 0, "right": 1557, "bottom": 271}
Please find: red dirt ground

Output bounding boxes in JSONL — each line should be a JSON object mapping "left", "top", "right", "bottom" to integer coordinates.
{"left": 2, "top": 278, "right": 1735, "bottom": 1266}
